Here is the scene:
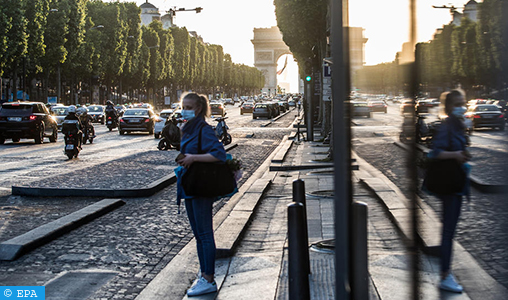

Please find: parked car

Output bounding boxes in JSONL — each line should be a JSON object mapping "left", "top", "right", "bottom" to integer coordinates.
{"left": 368, "top": 100, "right": 387, "bottom": 113}
{"left": 252, "top": 103, "right": 272, "bottom": 119}
{"left": 465, "top": 104, "right": 505, "bottom": 131}
{"left": 210, "top": 103, "right": 226, "bottom": 117}
{"left": 87, "top": 105, "right": 105, "bottom": 124}
{"left": 278, "top": 101, "right": 289, "bottom": 112}
{"left": 351, "top": 101, "right": 371, "bottom": 118}
{"left": 267, "top": 102, "right": 280, "bottom": 117}
{"left": 240, "top": 102, "right": 254, "bottom": 115}
{"left": 50, "top": 105, "right": 69, "bottom": 130}
{"left": 119, "top": 108, "right": 157, "bottom": 135}
{"left": 0, "top": 101, "right": 58, "bottom": 144}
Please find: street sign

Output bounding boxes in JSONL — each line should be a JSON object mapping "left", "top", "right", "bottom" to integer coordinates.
{"left": 164, "top": 96, "right": 171, "bottom": 105}
{"left": 47, "top": 97, "right": 57, "bottom": 104}
{"left": 323, "top": 65, "right": 331, "bottom": 78}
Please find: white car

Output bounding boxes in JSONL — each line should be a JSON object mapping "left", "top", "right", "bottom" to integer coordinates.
{"left": 154, "top": 109, "right": 182, "bottom": 138}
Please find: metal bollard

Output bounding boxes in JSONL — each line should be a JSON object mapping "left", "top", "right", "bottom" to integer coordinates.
{"left": 293, "top": 179, "right": 310, "bottom": 275}
{"left": 351, "top": 201, "right": 369, "bottom": 300}
{"left": 288, "top": 202, "right": 310, "bottom": 300}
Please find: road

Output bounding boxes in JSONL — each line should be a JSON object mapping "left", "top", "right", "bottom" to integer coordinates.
{"left": 352, "top": 101, "right": 508, "bottom": 289}
{"left": 0, "top": 103, "right": 297, "bottom": 299}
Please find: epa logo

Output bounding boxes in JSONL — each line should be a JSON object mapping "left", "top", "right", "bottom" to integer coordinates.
{"left": 4, "top": 289, "right": 12, "bottom": 297}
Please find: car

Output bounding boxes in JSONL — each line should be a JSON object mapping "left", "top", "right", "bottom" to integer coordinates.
{"left": 414, "top": 99, "right": 434, "bottom": 114}
{"left": 224, "top": 98, "right": 235, "bottom": 106}
{"left": 210, "top": 103, "right": 225, "bottom": 117}
{"left": 267, "top": 102, "right": 280, "bottom": 116}
{"left": 50, "top": 105, "right": 69, "bottom": 130}
{"left": 240, "top": 102, "right": 254, "bottom": 115}
{"left": 118, "top": 108, "right": 157, "bottom": 135}
{"left": 115, "top": 105, "right": 126, "bottom": 116}
{"left": 171, "top": 103, "right": 181, "bottom": 110}
{"left": 351, "top": 101, "right": 371, "bottom": 118}
{"left": 465, "top": 104, "right": 505, "bottom": 131}
{"left": 368, "top": 100, "right": 387, "bottom": 113}
{"left": 87, "top": 105, "right": 105, "bottom": 124}
{"left": 400, "top": 100, "right": 414, "bottom": 115}
{"left": 0, "top": 101, "right": 58, "bottom": 144}
{"left": 154, "top": 109, "right": 174, "bottom": 138}
{"left": 278, "top": 101, "right": 289, "bottom": 112}
{"left": 252, "top": 103, "right": 272, "bottom": 119}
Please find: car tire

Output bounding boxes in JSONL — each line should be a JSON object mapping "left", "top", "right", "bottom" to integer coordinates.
{"left": 0, "top": 138, "right": 5, "bottom": 145}
{"left": 34, "top": 125, "right": 44, "bottom": 144}
{"left": 154, "top": 133, "right": 160, "bottom": 139}
{"left": 240, "top": 112, "right": 243, "bottom": 115}
{"left": 12, "top": 138, "right": 20, "bottom": 143}
{"left": 119, "top": 131, "right": 125, "bottom": 135}
{"left": 49, "top": 127, "right": 58, "bottom": 143}
{"left": 253, "top": 116, "right": 256, "bottom": 119}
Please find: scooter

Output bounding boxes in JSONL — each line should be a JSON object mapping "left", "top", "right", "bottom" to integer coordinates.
{"left": 62, "top": 120, "right": 82, "bottom": 159}
{"left": 213, "top": 116, "right": 232, "bottom": 145}
{"left": 157, "top": 116, "right": 181, "bottom": 151}
{"left": 106, "top": 113, "right": 118, "bottom": 131}
{"left": 399, "top": 114, "right": 440, "bottom": 146}
{"left": 82, "top": 122, "right": 95, "bottom": 144}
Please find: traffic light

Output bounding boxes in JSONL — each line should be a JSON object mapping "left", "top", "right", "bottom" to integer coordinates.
{"left": 304, "top": 59, "right": 312, "bottom": 82}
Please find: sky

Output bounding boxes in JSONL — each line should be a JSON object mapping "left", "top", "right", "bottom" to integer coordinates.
{"left": 125, "top": 0, "right": 478, "bottom": 92}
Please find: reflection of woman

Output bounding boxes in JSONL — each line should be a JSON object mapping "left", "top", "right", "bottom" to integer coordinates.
{"left": 430, "top": 90, "right": 470, "bottom": 293}
{"left": 176, "top": 92, "right": 226, "bottom": 297}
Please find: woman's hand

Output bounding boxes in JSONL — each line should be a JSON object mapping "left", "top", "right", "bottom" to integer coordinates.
{"left": 454, "top": 151, "right": 469, "bottom": 164}
{"left": 177, "top": 154, "right": 196, "bottom": 168}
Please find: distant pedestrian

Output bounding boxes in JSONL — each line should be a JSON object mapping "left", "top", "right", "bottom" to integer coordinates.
{"left": 428, "top": 90, "right": 471, "bottom": 293}
{"left": 176, "top": 92, "right": 226, "bottom": 297}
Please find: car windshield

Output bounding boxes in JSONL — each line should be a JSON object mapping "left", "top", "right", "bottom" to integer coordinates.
{"left": 160, "top": 113, "right": 171, "bottom": 118}
{"left": 255, "top": 104, "right": 267, "bottom": 108}
{"left": 88, "top": 106, "right": 103, "bottom": 112}
{"left": 475, "top": 105, "right": 500, "bottom": 112}
{"left": 124, "top": 109, "right": 149, "bottom": 116}
{"left": 353, "top": 103, "right": 368, "bottom": 107}
{"left": 211, "top": 104, "right": 221, "bottom": 108}
{"left": 52, "top": 107, "right": 68, "bottom": 116}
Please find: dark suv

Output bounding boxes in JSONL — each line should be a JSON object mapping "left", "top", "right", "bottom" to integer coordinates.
{"left": 0, "top": 102, "right": 58, "bottom": 144}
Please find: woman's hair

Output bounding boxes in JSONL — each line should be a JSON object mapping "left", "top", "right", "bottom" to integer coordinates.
{"left": 181, "top": 92, "right": 210, "bottom": 118}
{"left": 443, "top": 90, "right": 464, "bottom": 115}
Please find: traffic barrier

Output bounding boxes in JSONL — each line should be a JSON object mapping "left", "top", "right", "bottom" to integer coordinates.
{"left": 288, "top": 202, "right": 310, "bottom": 300}
{"left": 292, "top": 179, "right": 310, "bottom": 275}
{"left": 351, "top": 201, "right": 369, "bottom": 300}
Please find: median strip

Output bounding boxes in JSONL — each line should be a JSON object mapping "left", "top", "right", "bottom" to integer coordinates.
{"left": 0, "top": 198, "right": 125, "bottom": 261}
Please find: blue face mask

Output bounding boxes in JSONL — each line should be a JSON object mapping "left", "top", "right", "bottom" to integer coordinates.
{"left": 452, "top": 106, "right": 466, "bottom": 118}
{"left": 181, "top": 109, "right": 196, "bottom": 121}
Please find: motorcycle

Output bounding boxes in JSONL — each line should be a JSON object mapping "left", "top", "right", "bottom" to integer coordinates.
{"left": 82, "top": 122, "right": 95, "bottom": 144}
{"left": 62, "top": 120, "right": 82, "bottom": 159}
{"left": 213, "top": 116, "right": 232, "bottom": 145}
{"left": 399, "top": 114, "right": 440, "bottom": 146}
{"left": 157, "top": 116, "right": 181, "bottom": 151}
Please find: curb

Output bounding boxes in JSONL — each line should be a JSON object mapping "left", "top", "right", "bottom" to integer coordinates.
{"left": 271, "top": 136, "right": 293, "bottom": 163}
{"left": 0, "top": 198, "right": 125, "bottom": 261}
{"left": 11, "top": 143, "right": 238, "bottom": 198}
{"left": 393, "top": 141, "right": 507, "bottom": 194}
{"left": 135, "top": 135, "right": 282, "bottom": 300}
{"left": 260, "top": 108, "right": 296, "bottom": 128}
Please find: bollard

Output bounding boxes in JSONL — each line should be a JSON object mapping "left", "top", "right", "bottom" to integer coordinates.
{"left": 288, "top": 202, "right": 310, "bottom": 300}
{"left": 292, "top": 179, "right": 310, "bottom": 275}
{"left": 351, "top": 201, "right": 369, "bottom": 300}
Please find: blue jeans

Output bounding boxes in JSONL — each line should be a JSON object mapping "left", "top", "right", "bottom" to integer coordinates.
{"left": 185, "top": 197, "right": 215, "bottom": 276}
{"left": 439, "top": 194, "right": 463, "bottom": 274}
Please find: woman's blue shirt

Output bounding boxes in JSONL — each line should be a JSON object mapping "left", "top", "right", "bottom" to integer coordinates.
{"left": 429, "top": 115, "right": 467, "bottom": 159}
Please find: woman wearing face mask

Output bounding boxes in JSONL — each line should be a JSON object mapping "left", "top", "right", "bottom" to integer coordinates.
{"left": 429, "top": 90, "right": 471, "bottom": 293}
{"left": 176, "top": 92, "right": 226, "bottom": 297}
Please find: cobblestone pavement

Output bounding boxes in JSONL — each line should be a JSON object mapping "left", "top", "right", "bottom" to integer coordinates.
{"left": 354, "top": 138, "right": 508, "bottom": 289}
{"left": 0, "top": 113, "right": 294, "bottom": 299}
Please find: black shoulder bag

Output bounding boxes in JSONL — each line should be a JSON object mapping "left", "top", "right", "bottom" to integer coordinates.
{"left": 181, "top": 125, "right": 236, "bottom": 197}
{"left": 424, "top": 125, "right": 466, "bottom": 195}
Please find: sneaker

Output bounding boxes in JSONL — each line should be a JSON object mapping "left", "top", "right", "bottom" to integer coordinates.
{"left": 440, "top": 274, "right": 463, "bottom": 293}
{"left": 187, "top": 276, "right": 217, "bottom": 297}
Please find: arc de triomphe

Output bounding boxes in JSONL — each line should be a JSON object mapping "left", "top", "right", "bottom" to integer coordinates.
{"left": 251, "top": 26, "right": 291, "bottom": 96}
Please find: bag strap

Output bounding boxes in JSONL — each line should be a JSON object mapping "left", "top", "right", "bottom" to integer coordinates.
{"left": 197, "top": 125, "right": 203, "bottom": 154}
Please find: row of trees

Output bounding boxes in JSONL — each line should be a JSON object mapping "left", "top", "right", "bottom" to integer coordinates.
{"left": 356, "top": 0, "right": 507, "bottom": 99}
{"left": 0, "top": 0, "right": 265, "bottom": 106}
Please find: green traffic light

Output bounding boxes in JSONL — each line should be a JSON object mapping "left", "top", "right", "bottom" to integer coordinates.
{"left": 305, "top": 76, "right": 312, "bottom": 82}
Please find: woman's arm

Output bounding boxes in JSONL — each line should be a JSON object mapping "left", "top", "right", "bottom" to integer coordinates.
{"left": 435, "top": 150, "right": 468, "bottom": 163}
{"left": 177, "top": 153, "right": 219, "bottom": 168}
